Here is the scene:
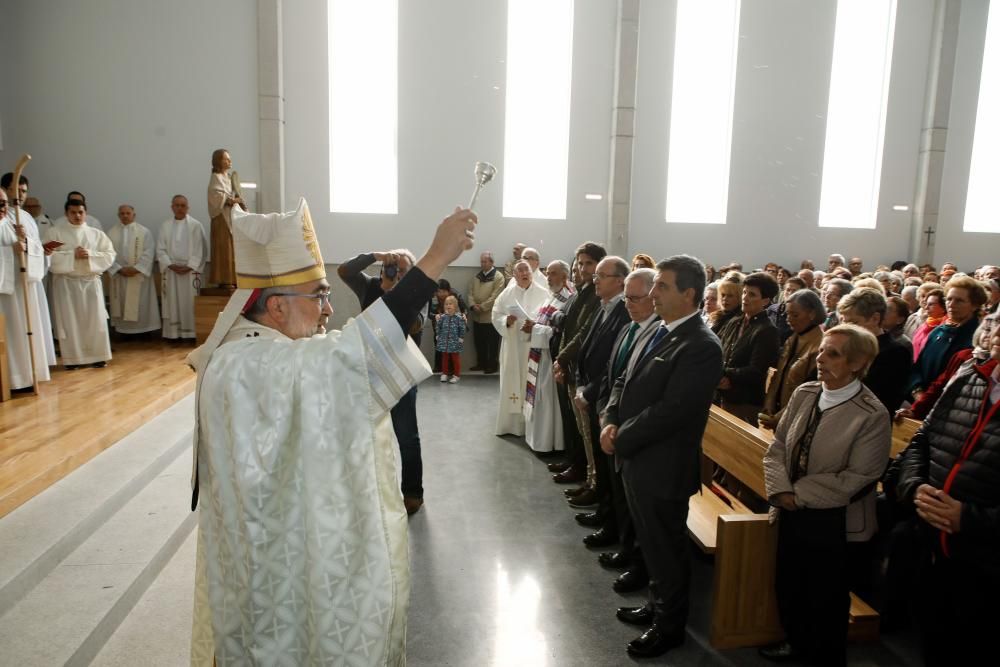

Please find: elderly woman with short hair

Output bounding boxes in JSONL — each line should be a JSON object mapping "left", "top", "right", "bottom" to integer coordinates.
{"left": 760, "top": 289, "right": 826, "bottom": 430}
{"left": 760, "top": 324, "right": 891, "bottom": 665}
{"left": 710, "top": 279, "right": 742, "bottom": 334}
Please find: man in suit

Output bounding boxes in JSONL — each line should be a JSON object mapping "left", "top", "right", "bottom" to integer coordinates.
{"left": 569, "top": 256, "right": 630, "bottom": 516}
{"left": 592, "top": 267, "right": 661, "bottom": 592}
{"left": 600, "top": 254, "right": 723, "bottom": 658}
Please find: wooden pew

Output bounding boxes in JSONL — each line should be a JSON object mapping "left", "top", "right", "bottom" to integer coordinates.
{"left": 891, "top": 417, "right": 920, "bottom": 458}
{"left": 0, "top": 314, "right": 9, "bottom": 401}
{"left": 689, "top": 405, "right": 881, "bottom": 648}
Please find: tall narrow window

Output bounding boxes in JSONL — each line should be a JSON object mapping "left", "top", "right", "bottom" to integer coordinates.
{"left": 502, "top": 0, "right": 574, "bottom": 220}
{"left": 964, "top": 3, "right": 1000, "bottom": 233}
{"left": 328, "top": 0, "right": 397, "bottom": 214}
{"left": 664, "top": 0, "right": 741, "bottom": 225}
{"left": 817, "top": 0, "right": 897, "bottom": 229}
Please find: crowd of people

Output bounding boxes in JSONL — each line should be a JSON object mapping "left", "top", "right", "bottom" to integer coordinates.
{"left": 468, "top": 244, "right": 999, "bottom": 663}
{"left": 0, "top": 174, "right": 216, "bottom": 393}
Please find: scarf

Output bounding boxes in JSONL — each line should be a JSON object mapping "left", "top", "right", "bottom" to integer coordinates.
{"left": 524, "top": 286, "right": 572, "bottom": 414}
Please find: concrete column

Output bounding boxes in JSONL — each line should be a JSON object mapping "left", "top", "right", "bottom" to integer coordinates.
{"left": 606, "top": 0, "right": 640, "bottom": 258}
{"left": 257, "top": 0, "right": 285, "bottom": 213}
{"left": 910, "top": 0, "right": 961, "bottom": 265}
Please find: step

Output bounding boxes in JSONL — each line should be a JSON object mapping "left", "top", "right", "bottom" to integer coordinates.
{"left": 92, "top": 529, "right": 198, "bottom": 666}
{"left": 0, "top": 395, "right": 194, "bottom": 617}
{"left": 0, "top": 448, "right": 196, "bottom": 666}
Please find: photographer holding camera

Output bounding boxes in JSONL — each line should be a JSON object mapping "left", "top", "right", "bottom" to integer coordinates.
{"left": 338, "top": 249, "right": 427, "bottom": 515}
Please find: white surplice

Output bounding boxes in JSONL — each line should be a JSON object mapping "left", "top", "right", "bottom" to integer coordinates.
{"left": 1, "top": 210, "right": 55, "bottom": 388}
{"left": 107, "top": 221, "right": 159, "bottom": 334}
{"left": 189, "top": 300, "right": 430, "bottom": 667}
{"left": 157, "top": 216, "right": 206, "bottom": 339}
{"left": 492, "top": 280, "right": 548, "bottom": 436}
{"left": 53, "top": 213, "right": 103, "bottom": 231}
{"left": 43, "top": 223, "right": 115, "bottom": 365}
{"left": 524, "top": 286, "right": 572, "bottom": 452}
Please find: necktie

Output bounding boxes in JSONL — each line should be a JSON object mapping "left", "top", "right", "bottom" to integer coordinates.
{"left": 613, "top": 322, "right": 640, "bottom": 377}
{"left": 640, "top": 324, "right": 669, "bottom": 361}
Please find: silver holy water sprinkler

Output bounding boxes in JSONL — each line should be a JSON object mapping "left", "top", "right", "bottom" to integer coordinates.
{"left": 468, "top": 161, "right": 497, "bottom": 210}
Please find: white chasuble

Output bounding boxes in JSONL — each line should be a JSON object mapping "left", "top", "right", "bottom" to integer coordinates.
{"left": 107, "top": 222, "right": 159, "bottom": 333}
{"left": 191, "top": 300, "right": 431, "bottom": 667}
{"left": 43, "top": 223, "right": 115, "bottom": 365}
{"left": 157, "top": 216, "right": 206, "bottom": 339}
{"left": 1, "top": 211, "right": 54, "bottom": 388}
{"left": 523, "top": 286, "right": 572, "bottom": 452}
{"left": 491, "top": 280, "right": 548, "bottom": 436}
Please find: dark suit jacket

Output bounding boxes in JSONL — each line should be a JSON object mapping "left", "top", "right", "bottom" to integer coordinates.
{"left": 865, "top": 332, "right": 913, "bottom": 414}
{"left": 575, "top": 299, "right": 630, "bottom": 406}
{"left": 556, "top": 284, "right": 600, "bottom": 374}
{"left": 717, "top": 310, "right": 780, "bottom": 405}
{"left": 602, "top": 314, "right": 723, "bottom": 500}
{"left": 597, "top": 315, "right": 661, "bottom": 414}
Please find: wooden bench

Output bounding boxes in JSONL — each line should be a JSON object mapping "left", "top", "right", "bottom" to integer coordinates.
{"left": 688, "top": 405, "right": 882, "bottom": 648}
{"left": 891, "top": 416, "right": 920, "bottom": 458}
{"left": 0, "top": 314, "right": 9, "bottom": 401}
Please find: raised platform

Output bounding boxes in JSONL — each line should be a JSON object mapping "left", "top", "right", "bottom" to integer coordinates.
{"left": 0, "top": 339, "right": 196, "bottom": 518}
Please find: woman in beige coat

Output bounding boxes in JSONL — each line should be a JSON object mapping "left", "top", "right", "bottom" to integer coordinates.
{"left": 759, "top": 324, "right": 891, "bottom": 665}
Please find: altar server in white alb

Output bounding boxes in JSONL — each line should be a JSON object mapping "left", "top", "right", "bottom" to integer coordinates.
{"left": 53, "top": 190, "right": 103, "bottom": 230}
{"left": 107, "top": 204, "right": 159, "bottom": 335}
{"left": 492, "top": 259, "right": 548, "bottom": 436}
{"left": 43, "top": 199, "right": 115, "bottom": 369}
{"left": 0, "top": 185, "right": 54, "bottom": 389}
{"left": 187, "top": 197, "right": 477, "bottom": 666}
{"left": 157, "top": 195, "right": 206, "bottom": 341}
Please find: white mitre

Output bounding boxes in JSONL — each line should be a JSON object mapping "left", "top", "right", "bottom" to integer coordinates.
{"left": 187, "top": 196, "right": 325, "bottom": 507}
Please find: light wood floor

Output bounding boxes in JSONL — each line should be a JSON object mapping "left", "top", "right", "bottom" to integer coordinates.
{"left": 0, "top": 339, "right": 195, "bottom": 518}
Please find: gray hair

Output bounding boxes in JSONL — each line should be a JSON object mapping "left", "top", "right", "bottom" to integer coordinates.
{"left": 901, "top": 285, "right": 918, "bottom": 300}
{"left": 243, "top": 287, "right": 285, "bottom": 322}
{"left": 786, "top": 288, "right": 826, "bottom": 326}
{"left": 826, "top": 278, "right": 854, "bottom": 297}
{"left": 705, "top": 280, "right": 721, "bottom": 294}
{"left": 480, "top": 250, "right": 494, "bottom": 261}
{"left": 601, "top": 255, "right": 631, "bottom": 278}
{"left": 872, "top": 270, "right": 892, "bottom": 282}
{"left": 547, "top": 259, "right": 570, "bottom": 276}
{"left": 521, "top": 246, "right": 540, "bottom": 261}
{"left": 829, "top": 253, "right": 846, "bottom": 265}
{"left": 391, "top": 248, "right": 417, "bottom": 266}
{"left": 625, "top": 268, "right": 656, "bottom": 292}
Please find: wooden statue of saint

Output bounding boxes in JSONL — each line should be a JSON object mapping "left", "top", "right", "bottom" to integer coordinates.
{"left": 206, "top": 148, "right": 245, "bottom": 289}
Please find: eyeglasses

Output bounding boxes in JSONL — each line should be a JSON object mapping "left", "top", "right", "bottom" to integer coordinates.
{"left": 273, "top": 291, "right": 332, "bottom": 308}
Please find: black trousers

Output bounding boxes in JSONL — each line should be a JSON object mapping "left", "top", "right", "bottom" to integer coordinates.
{"left": 624, "top": 480, "right": 689, "bottom": 633}
{"left": 390, "top": 386, "right": 422, "bottom": 499}
{"left": 775, "top": 507, "right": 849, "bottom": 667}
{"left": 920, "top": 551, "right": 1000, "bottom": 666}
{"left": 609, "top": 460, "right": 637, "bottom": 556}
{"left": 472, "top": 321, "right": 499, "bottom": 371}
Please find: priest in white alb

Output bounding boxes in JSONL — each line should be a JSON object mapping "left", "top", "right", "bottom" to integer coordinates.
{"left": 157, "top": 195, "right": 206, "bottom": 340}
{"left": 0, "top": 186, "right": 54, "bottom": 389}
{"left": 187, "top": 197, "right": 478, "bottom": 666}
{"left": 107, "top": 204, "right": 159, "bottom": 335}
{"left": 492, "top": 259, "right": 547, "bottom": 436}
{"left": 522, "top": 259, "right": 573, "bottom": 452}
{"left": 43, "top": 199, "right": 115, "bottom": 369}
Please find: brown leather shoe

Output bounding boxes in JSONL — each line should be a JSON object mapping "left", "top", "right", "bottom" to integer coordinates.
{"left": 403, "top": 497, "right": 424, "bottom": 516}
{"left": 547, "top": 461, "right": 571, "bottom": 474}
{"left": 553, "top": 466, "right": 584, "bottom": 484}
{"left": 564, "top": 485, "right": 589, "bottom": 498}
{"left": 568, "top": 488, "right": 599, "bottom": 507}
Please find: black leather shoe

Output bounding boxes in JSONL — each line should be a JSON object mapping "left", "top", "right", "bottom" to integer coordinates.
{"left": 613, "top": 567, "right": 649, "bottom": 593}
{"left": 599, "top": 551, "right": 630, "bottom": 569}
{"left": 583, "top": 527, "right": 618, "bottom": 548}
{"left": 553, "top": 466, "right": 584, "bottom": 484}
{"left": 469, "top": 365, "right": 483, "bottom": 371}
{"left": 758, "top": 641, "right": 799, "bottom": 662}
{"left": 575, "top": 511, "right": 604, "bottom": 528}
{"left": 564, "top": 485, "right": 589, "bottom": 498}
{"left": 626, "top": 625, "right": 685, "bottom": 658}
{"left": 547, "top": 461, "right": 570, "bottom": 473}
{"left": 616, "top": 604, "right": 654, "bottom": 626}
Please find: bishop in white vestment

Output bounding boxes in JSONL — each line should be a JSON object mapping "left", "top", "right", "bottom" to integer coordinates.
{"left": 188, "top": 198, "right": 477, "bottom": 666}
{"left": 157, "top": 196, "right": 206, "bottom": 339}
{"left": 107, "top": 205, "right": 159, "bottom": 334}
{"left": 523, "top": 261, "right": 573, "bottom": 452}
{"left": 43, "top": 201, "right": 115, "bottom": 367}
{"left": 492, "top": 260, "right": 548, "bottom": 436}
{"left": 0, "top": 193, "right": 54, "bottom": 388}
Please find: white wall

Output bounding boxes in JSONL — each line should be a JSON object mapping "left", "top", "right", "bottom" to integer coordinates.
{"left": 283, "top": 0, "right": 618, "bottom": 267}
{"left": 0, "top": 0, "right": 258, "bottom": 235}
{"left": 936, "top": 0, "right": 1000, "bottom": 271}
{"left": 630, "top": 0, "right": 936, "bottom": 271}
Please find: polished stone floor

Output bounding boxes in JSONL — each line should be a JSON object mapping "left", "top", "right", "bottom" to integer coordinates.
{"left": 405, "top": 375, "right": 921, "bottom": 666}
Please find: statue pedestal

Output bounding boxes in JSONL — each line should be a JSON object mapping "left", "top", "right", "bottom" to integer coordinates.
{"left": 194, "top": 287, "right": 236, "bottom": 344}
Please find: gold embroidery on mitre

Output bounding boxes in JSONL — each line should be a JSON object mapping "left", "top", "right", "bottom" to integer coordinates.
{"left": 300, "top": 203, "right": 324, "bottom": 268}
